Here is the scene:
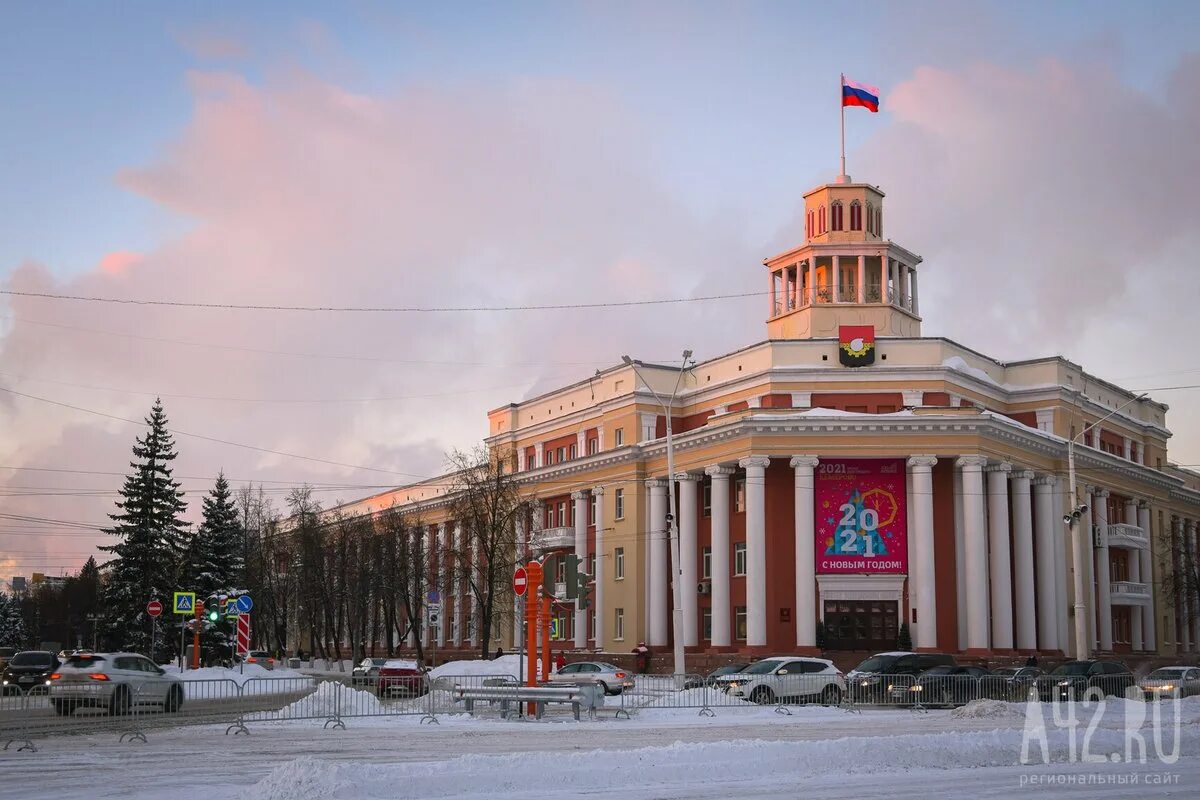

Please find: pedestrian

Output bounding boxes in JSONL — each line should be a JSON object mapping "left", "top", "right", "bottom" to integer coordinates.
{"left": 1025, "top": 654, "right": 1038, "bottom": 668}
{"left": 554, "top": 652, "right": 566, "bottom": 673}
{"left": 632, "top": 641, "right": 651, "bottom": 674}
{"left": 494, "top": 646, "right": 504, "bottom": 660}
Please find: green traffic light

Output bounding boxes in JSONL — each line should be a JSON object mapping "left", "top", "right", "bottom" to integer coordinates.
{"left": 207, "top": 610, "right": 219, "bottom": 622}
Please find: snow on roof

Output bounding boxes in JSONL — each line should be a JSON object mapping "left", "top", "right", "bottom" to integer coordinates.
{"left": 942, "top": 356, "right": 1001, "bottom": 387}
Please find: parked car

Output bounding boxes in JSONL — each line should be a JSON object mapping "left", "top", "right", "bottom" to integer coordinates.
{"left": 985, "top": 666, "right": 1044, "bottom": 701}
{"left": 715, "top": 656, "right": 845, "bottom": 705}
{"left": 683, "top": 663, "right": 750, "bottom": 690}
{"left": 846, "top": 651, "right": 956, "bottom": 703}
{"left": 1, "top": 650, "right": 60, "bottom": 695}
{"left": 242, "top": 650, "right": 276, "bottom": 670}
{"left": 1138, "top": 666, "right": 1200, "bottom": 699}
{"left": 377, "top": 659, "right": 428, "bottom": 698}
{"left": 548, "top": 661, "right": 635, "bottom": 696}
{"left": 48, "top": 652, "right": 183, "bottom": 716}
{"left": 1036, "top": 660, "right": 1135, "bottom": 701}
{"left": 0, "top": 647, "right": 16, "bottom": 671}
{"left": 902, "top": 665, "right": 991, "bottom": 707}
{"left": 352, "top": 657, "right": 389, "bottom": 687}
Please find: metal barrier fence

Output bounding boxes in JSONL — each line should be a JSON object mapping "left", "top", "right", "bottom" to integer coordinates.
{"left": 0, "top": 670, "right": 1160, "bottom": 751}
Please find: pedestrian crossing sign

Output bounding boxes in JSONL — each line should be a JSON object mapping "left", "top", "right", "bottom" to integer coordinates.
{"left": 173, "top": 592, "right": 196, "bottom": 614}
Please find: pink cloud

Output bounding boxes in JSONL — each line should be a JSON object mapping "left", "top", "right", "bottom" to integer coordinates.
{"left": 97, "top": 251, "right": 142, "bottom": 275}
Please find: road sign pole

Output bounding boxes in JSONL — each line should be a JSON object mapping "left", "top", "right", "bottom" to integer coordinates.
{"left": 179, "top": 618, "right": 186, "bottom": 671}
{"left": 192, "top": 602, "right": 202, "bottom": 670}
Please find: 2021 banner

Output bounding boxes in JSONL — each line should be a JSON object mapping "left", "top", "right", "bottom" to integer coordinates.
{"left": 815, "top": 458, "right": 908, "bottom": 574}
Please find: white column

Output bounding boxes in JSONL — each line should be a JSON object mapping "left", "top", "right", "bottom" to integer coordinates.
{"left": 899, "top": 262, "right": 910, "bottom": 308}
{"left": 1011, "top": 469, "right": 1036, "bottom": 652}
{"left": 534, "top": 443, "right": 544, "bottom": 468}
{"left": 1032, "top": 476, "right": 1059, "bottom": 652}
{"left": 908, "top": 456, "right": 938, "bottom": 649}
{"left": 953, "top": 465, "right": 967, "bottom": 649}
{"left": 576, "top": 430, "right": 586, "bottom": 458}
{"left": 1125, "top": 499, "right": 1143, "bottom": 650}
{"left": 513, "top": 516, "right": 525, "bottom": 649}
{"left": 706, "top": 466, "right": 733, "bottom": 647}
{"left": 832, "top": 255, "right": 842, "bottom": 302}
{"left": 1190, "top": 521, "right": 1200, "bottom": 650}
{"left": 452, "top": 523, "right": 463, "bottom": 647}
{"left": 572, "top": 490, "right": 588, "bottom": 649}
{"left": 857, "top": 255, "right": 866, "bottom": 304}
{"left": 435, "top": 523, "right": 446, "bottom": 647}
{"left": 1080, "top": 491, "right": 1097, "bottom": 651}
{"left": 1052, "top": 479, "right": 1070, "bottom": 653}
{"left": 958, "top": 456, "right": 990, "bottom": 650}
{"left": 882, "top": 256, "right": 891, "bottom": 304}
{"left": 1094, "top": 490, "right": 1112, "bottom": 651}
{"left": 593, "top": 487, "right": 606, "bottom": 651}
{"left": 807, "top": 259, "right": 817, "bottom": 306}
{"left": 910, "top": 269, "right": 919, "bottom": 314}
{"left": 1138, "top": 503, "right": 1155, "bottom": 652}
{"left": 1175, "top": 518, "right": 1189, "bottom": 652}
{"left": 597, "top": 428, "right": 605, "bottom": 452}
{"left": 740, "top": 456, "right": 771, "bottom": 646}
{"left": 791, "top": 457, "right": 819, "bottom": 648}
{"left": 676, "top": 473, "right": 701, "bottom": 648}
{"left": 987, "top": 462, "right": 1014, "bottom": 651}
{"left": 647, "top": 478, "right": 669, "bottom": 647}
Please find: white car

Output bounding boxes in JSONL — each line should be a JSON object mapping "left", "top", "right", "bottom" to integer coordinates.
{"left": 1138, "top": 666, "right": 1200, "bottom": 699}
{"left": 547, "top": 661, "right": 635, "bottom": 695}
{"left": 49, "top": 652, "right": 184, "bottom": 716}
{"left": 715, "top": 656, "right": 845, "bottom": 705}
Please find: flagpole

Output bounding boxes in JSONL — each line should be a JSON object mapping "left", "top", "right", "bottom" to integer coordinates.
{"left": 839, "top": 73, "right": 846, "bottom": 179}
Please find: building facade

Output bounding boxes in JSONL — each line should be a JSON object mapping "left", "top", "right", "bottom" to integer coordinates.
{"left": 332, "top": 173, "right": 1200, "bottom": 663}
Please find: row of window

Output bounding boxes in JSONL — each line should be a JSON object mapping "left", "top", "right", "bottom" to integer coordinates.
{"left": 608, "top": 607, "right": 751, "bottom": 642}
{"left": 529, "top": 428, "right": 626, "bottom": 471}
{"left": 806, "top": 200, "right": 882, "bottom": 238}
{"left": 607, "top": 542, "right": 747, "bottom": 580}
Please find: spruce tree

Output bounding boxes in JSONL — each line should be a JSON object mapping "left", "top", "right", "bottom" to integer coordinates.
{"left": 191, "top": 472, "right": 245, "bottom": 598}
{"left": 100, "top": 399, "right": 188, "bottom": 653}
{"left": 0, "top": 592, "right": 26, "bottom": 648}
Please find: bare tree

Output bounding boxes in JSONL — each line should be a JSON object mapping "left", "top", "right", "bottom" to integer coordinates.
{"left": 376, "top": 507, "right": 430, "bottom": 665}
{"left": 446, "top": 445, "right": 527, "bottom": 658}
{"left": 1159, "top": 519, "right": 1199, "bottom": 644}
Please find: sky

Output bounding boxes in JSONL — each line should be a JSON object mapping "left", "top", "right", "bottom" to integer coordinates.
{"left": 2, "top": 0, "right": 1199, "bottom": 581}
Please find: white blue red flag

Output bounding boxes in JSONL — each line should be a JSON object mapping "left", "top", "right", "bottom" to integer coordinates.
{"left": 842, "top": 76, "right": 879, "bottom": 112}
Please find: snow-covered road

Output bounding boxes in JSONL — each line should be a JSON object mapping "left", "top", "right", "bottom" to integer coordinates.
{"left": 2, "top": 700, "right": 1195, "bottom": 799}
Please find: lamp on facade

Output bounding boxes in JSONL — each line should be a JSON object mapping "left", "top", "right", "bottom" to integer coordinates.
{"left": 622, "top": 350, "right": 693, "bottom": 682}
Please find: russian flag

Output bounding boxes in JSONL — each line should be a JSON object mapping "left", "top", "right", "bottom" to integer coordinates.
{"left": 842, "top": 76, "right": 879, "bottom": 112}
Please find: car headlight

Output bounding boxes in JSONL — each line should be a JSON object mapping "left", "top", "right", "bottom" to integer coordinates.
{"left": 887, "top": 684, "right": 894, "bottom": 692}
{"left": 728, "top": 682, "right": 740, "bottom": 690}
{"left": 910, "top": 685, "right": 922, "bottom": 692}
{"left": 859, "top": 680, "right": 869, "bottom": 686}
{"left": 1160, "top": 684, "right": 1175, "bottom": 691}
{"left": 1057, "top": 680, "right": 1070, "bottom": 687}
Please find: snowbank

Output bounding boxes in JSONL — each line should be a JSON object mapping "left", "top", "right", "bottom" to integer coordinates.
{"left": 429, "top": 655, "right": 541, "bottom": 681}
{"left": 951, "top": 699, "right": 1026, "bottom": 719}
{"left": 162, "top": 663, "right": 312, "bottom": 698}
{"left": 282, "top": 681, "right": 386, "bottom": 717}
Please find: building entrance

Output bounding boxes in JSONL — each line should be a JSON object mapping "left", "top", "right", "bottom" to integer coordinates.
{"left": 823, "top": 599, "right": 899, "bottom": 651}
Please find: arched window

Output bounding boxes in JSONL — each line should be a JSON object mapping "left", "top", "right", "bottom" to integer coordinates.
{"left": 830, "top": 201, "right": 843, "bottom": 231}
{"left": 865, "top": 203, "right": 874, "bottom": 234}
{"left": 876, "top": 208, "right": 882, "bottom": 237}
{"left": 819, "top": 205, "right": 826, "bottom": 234}
{"left": 806, "top": 211, "right": 813, "bottom": 240}
{"left": 849, "top": 200, "right": 862, "bottom": 231}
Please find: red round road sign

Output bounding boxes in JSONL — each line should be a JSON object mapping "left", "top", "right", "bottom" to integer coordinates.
{"left": 513, "top": 566, "right": 529, "bottom": 597}
{"left": 146, "top": 599, "right": 163, "bottom": 618}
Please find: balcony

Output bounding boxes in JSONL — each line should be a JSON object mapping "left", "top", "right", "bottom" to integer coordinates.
{"left": 529, "top": 526, "right": 574, "bottom": 554}
{"left": 1107, "top": 523, "right": 1148, "bottom": 550}
{"left": 1110, "top": 581, "right": 1151, "bottom": 605}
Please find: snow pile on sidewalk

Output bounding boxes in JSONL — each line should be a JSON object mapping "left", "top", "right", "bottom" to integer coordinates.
{"left": 161, "top": 664, "right": 311, "bottom": 698}
{"left": 249, "top": 725, "right": 1159, "bottom": 800}
{"left": 429, "top": 655, "right": 541, "bottom": 681}
{"left": 283, "top": 681, "right": 386, "bottom": 717}
{"left": 951, "top": 699, "right": 1027, "bottom": 719}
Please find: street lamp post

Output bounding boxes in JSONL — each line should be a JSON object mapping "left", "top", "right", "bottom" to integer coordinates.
{"left": 1064, "top": 392, "right": 1148, "bottom": 660}
{"left": 622, "top": 351, "right": 693, "bottom": 682}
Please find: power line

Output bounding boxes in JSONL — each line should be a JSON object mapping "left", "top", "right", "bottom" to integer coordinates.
{"left": 0, "top": 288, "right": 762, "bottom": 313}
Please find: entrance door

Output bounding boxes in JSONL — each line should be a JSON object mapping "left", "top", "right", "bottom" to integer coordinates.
{"left": 824, "top": 599, "right": 899, "bottom": 651}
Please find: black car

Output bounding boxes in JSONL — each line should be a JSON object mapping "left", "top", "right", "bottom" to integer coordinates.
{"left": 1, "top": 650, "right": 60, "bottom": 695}
{"left": 847, "top": 652, "right": 957, "bottom": 703}
{"left": 985, "top": 666, "right": 1044, "bottom": 701}
{"left": 1037, "top": 660, "right": 1135, "bottom": 702}
{"left": 683, "top": 663, "right": 750, "bottom": 690}
{"left": 903, "top": 665, "right": 990, "bottom": 707}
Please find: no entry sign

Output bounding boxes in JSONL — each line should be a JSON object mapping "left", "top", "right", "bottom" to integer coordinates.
{"left": 146, "top": 599, "right": 163, "bottom": 618}
{"left": 513, "top": 566, "right": 529, "bottom": 597}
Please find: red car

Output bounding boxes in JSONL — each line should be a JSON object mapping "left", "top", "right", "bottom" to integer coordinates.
{"left": 377, "top": 659, "right": 428, "bottom": 698}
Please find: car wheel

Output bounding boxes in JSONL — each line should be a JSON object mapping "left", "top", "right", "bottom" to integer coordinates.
{"left": 164, "top": 685, "right": 183, "bottom": 713}
{"left": 821, "top": 684, "right": 842, "bottom": 705}
{"left": 598, "top": 681, "right": 612, "bottom": 696}
{"left": 750, "top": 686, "right": 775, "bottom": 705}
{"left": 108, "top": 686, "right": 131, "bottom": 717}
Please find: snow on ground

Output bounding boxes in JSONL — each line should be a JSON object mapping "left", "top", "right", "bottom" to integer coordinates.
{"left": 429, "top": 654, "right": 541, "bottom": 681}
{"left": 2, "top": 697, "right": 1196, "bottom": 799}
{"left": 161, "top": 663, "right": 310, "bottom": 697}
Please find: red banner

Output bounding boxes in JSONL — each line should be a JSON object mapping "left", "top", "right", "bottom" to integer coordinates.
{"left": 815, "top": 458, "right": 908, "bottom": 574}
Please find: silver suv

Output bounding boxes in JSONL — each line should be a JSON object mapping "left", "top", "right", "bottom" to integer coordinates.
{"left": 49, "top": 652, "right": 183, "bottom": 716}
{"left": 715, "top": 656, "right": 846, "bottom": 705}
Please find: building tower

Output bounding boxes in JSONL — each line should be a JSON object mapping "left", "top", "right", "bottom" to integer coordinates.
{"left": 764, "top": 178, "right": 923, "bottom": 340}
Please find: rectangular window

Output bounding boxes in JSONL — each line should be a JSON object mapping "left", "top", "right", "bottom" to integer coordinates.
{"left": 615, "top": 488, "right": 625, "bottom": 520}
{"left": 558, "top": 500, "right": 568, "bottom": 527}
{"left": 734, "top": 606, "right": 747, "bottom": 641}
{"left": 702, "top": 482, "right": 712, "bottom": 518}
{"left": 588, "top": 495, "right": 597, "bottom": 525}
{"left": 734, "top": 477, "right": 746, "bottom": 513}
{"left": 702, "top": 547, "right": 712, "bottom": 579}
{"left": 588, "top": 553, "right": 596, "bottom": 576}
{"left": 703, "top": 608, "right": 712, "bottom": 641}
{"left": 615, "top": 428, "right": 625, "bottom": 447}
{"left": 614, "top": 608, "right": 625, "bottom": 640}
{"left": 615, "top": 547, "right": 625, "bottom": 579}
{"left": 734, "top": 542, "right": 747, "bottom": 576}
{"left": 569, "top": 443, "right": 576, "bottom": 460}
{"left": 587, "top": 437, "right": 598, "bottom": 455}
{"left": 590, "top": 611, "right": 596, "bottom": 640}
{"left": 557, "top": 446, "right": 566, "bottom": 463}
{"left": 556, "top": 559, "right": 566, "bottom": 583}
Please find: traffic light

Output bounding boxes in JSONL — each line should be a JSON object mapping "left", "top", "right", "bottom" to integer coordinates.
{"left": 205, "top": 597, "right": 220, "bottom": 623}
{"left": 576, "top": 570, "right": 592, "bottom": 609}
{"left": 563, "top": 554, "right": 581, "bottom": 599}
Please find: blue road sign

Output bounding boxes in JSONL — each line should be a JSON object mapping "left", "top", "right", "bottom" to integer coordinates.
{"left": 427, "top": 591, "right": 440, "bottom": 604}
{"left": 173, "top": 592, "right": 195, "bottom": 614}
{"left": 225, "top": 600, "right": 239, "bottom": 618}
{"left": 235, "top": 595, "right": 253, "bottom": 614}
